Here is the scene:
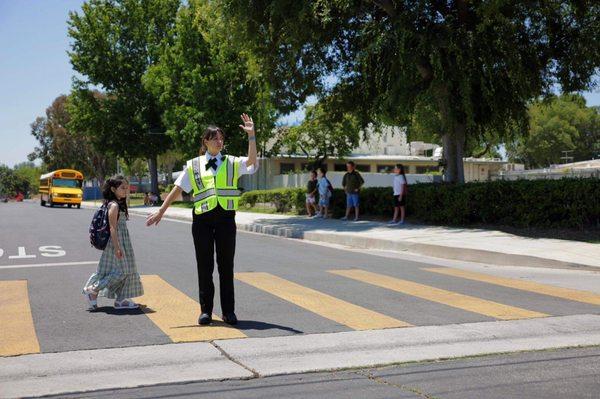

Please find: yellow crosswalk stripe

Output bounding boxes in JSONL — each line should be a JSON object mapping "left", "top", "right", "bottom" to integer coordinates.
{"left": 137, "top": 275, "right": 246, "bottom": 342}
{"left": 0, "top": 280, "right": 41, "bottom": 356}
{"left": 235, "top": 272, "right": 410, "bottom": 330}
{"left": 424, "top": 267, "right": 600, "bottom": 306}
{"left": 329, "top": 269, "right": 548, "bottom": 320}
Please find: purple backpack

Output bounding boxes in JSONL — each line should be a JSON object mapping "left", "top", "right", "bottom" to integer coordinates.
{"left": 89, "top": 202, "right": 111, "bottom": 250}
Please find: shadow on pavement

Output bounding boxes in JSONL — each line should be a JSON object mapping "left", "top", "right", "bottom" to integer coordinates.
{"left": 171, "top": 320, "right": 303, "bottom": 334}
{"left": 90, "top": 305, "right": 155, "bottom": 315}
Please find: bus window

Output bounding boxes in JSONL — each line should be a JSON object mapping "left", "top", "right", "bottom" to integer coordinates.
{"left": 52, "top": 178, "right": 82, "bottom": 188}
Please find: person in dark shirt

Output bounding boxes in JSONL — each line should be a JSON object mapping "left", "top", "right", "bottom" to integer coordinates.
{"left": 305, "top": 170, "right": 318, "bottom": 216}
{"left": 341, "top": 161, "right": 364, "bottom": 221}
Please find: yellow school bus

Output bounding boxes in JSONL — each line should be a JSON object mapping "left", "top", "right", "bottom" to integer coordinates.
{"left": 39, "top": 169, "right": 84, "bottom": 208}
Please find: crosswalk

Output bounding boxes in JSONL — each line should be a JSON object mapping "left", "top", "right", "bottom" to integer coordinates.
{"left": 0, "top": 280, "right": 40, "bottom": 356}
{"left": 2, "top": 267, "right": 600, "bottom": 357}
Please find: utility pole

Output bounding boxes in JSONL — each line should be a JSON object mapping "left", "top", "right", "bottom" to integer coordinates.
{"left": 148, "top": 128, "right": 166, "bottom": 198}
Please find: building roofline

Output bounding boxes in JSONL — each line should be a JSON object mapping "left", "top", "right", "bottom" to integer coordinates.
{"left": 270, "top": 154, "right": 506, "bottom": 163}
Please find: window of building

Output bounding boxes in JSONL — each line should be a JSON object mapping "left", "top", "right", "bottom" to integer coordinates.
{"left": 279, "top": 163, "right": 295, "bottom": 174}
{"left": 334, "top": 163, "right": 346, "bottom": 171}
{"left": 355, "top": 164, "right": 370, "bottom": 172}
{"left": 377, "top": 165, "right": 393, "bottom": 173}
{"left": 415, "top": 165, "right": 439, "bottom": 174}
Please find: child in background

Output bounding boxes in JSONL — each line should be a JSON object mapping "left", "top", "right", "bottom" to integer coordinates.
{"left": 315, "top": 168, "right": 332, "bottom": 218}
{"left": 389, "top": 164, "right": 407, "bottom": 225}
{"left": 305, "top": 170, "right": 318, "bottom": 217}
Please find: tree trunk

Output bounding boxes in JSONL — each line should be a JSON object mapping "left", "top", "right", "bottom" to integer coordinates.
{"left": 435, "top": 82, "right": 466, "bottom": 184}
{"left": 148, "top": 156, "right": 159, "bottom": 195}
{"left": 442, "top": 125, "right": 466, "bottom": 183}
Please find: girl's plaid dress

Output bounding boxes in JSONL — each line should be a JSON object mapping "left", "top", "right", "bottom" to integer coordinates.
{"left": 84, "top": 210, "right": 143, "bottom": 299}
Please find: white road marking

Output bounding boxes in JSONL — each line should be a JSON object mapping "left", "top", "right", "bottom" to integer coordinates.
{"left": 8, "top": 247, "right": 36, "bottom": 259}
{"left": 39, "top": 245, "right": 67, "bottom": 257}
{"left": 0, "top": 260, "right": 97, "bottom": 270}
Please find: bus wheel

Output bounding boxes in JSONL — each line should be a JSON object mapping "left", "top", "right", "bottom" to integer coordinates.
{"left": 48, "top": 197, "right": 54, "bottom": 207}
{"left": 77, "top": 204, "right": 81, "bottom": 209}
{"left": 40, "top": 199, "right": 46, "bottom": 206}
{"left": 68, "top": 204, "right": 72, "bottom": 208}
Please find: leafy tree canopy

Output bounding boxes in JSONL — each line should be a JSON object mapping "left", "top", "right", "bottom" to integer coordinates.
{"left": 143, "top": 0, "right": 277, "bottom": 158}
{"left": 219, "top": 0, "right": 600, "bottom": 182}
{"left": 507, "top": 94, "right": 600, "bottom": 168}
{"left": 68, "top": 0, "right": 180, "bottom": 160}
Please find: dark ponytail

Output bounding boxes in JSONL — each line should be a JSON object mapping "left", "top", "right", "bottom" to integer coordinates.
{"left": 200, "top": 126, "right": 225, "bottom": 155}
{"left": 102, "top": 175, "right": 129, "bottom": 219}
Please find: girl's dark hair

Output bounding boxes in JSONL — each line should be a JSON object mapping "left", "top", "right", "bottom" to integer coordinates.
{"left": 396, "top": 164, "right": 407, "bottom": 181}
{"left": 318, "top": 167, "right": 327, "bottom": 176}
{"left": 310, "top": 170, "right": 317, "bottom": 177}
{"left": 200, "top": 126, "right": 225, "bottom": 155}
{"left": 102, "top": 175, "right": 129, "bottom": 219}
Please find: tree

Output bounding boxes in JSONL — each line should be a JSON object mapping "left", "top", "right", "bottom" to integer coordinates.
{"left": 157, "top": 149, "right": 185, "bottom": 184}
{"left": 13, "top": 162, "right": 44, "bottom": 195}
{"left": 409, "top": 101, "right": 503, "bottom": 159}
{"left": 29, "top": 95, "right": 113, "bottom": 182}
{"left": 68, "top": 0, "right": 180, "bottom": 195}
{"left": 121, "top": 158, "right": 148, "bottom": 188}
{"left": 143, "top": 0, "right": 276, "bottom": 159}
{"left": 269, "top": 102, "right": 360, "bottom": 168}
{"left": 507, "top": 94, "right": 600, "bottom": 168}
{"left": 0, "top": 165, "right": 30, "bottom": 197}
{"left": 220, "top": 1, "right": 600, "bottom": 182}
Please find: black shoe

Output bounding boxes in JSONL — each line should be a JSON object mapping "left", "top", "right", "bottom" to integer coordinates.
{"left": 198, "top": 313, "right": 212, "bottom": 325}
{"left": 222, "top": 312, "right": 238, "bottom": 325}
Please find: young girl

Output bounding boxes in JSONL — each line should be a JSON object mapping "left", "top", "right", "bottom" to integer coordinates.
{"left": 83, "top": 176, "right": 143, "bottom": 310}
{"left": 146, "top": 114, "right": 258, "bottom": 326}
{"left": 389, "top": 164, "right": 407, "bottom": 225}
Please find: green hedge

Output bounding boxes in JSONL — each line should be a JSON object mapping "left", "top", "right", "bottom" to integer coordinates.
{"left": 239, "top": 178, "right": 600, "bottom": 229}
{"left": 239, "top": 188, "right": 306, "bottom": 212}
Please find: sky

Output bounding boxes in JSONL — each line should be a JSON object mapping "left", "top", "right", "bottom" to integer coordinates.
{"left": 1, "top": 1, "right": 599, "bottom": 168}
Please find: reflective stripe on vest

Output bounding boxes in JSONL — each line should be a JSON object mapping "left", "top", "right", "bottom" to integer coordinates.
{"left": 191, "top": 157, "right": 204, "bottom": 190}
{"left": 191, "top": 188, "right": 216, "bottom": 202}
{"left": 191, "top": 188, "right": 240, "bottom": 202}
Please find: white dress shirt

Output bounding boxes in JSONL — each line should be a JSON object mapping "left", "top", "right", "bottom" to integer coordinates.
{"left": 174, "top": 152, "right": 258, "bottom": 193}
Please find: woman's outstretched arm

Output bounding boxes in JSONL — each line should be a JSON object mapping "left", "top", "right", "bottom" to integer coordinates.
{"left": 146, "top": 185, "right": 182, "bottom": 226}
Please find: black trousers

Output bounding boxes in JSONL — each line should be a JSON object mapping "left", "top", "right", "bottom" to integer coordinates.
{"left": 192, "top": 205, "right": 236, "bottom": 315}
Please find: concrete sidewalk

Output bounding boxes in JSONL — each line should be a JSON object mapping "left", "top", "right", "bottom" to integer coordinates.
{"left": 82, "top": 201, "right": 600, "bottom": 270}
{"left": 4, "top": 314, "right": 600, "bottom": 397}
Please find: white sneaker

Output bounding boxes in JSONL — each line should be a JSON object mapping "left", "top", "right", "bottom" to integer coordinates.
{"left": 114, "top": 299, "right": 139, "bottom": 309}
{"left": 340, "top": 216, "right": 348, "bottom": 220}
{"left": 353, "top": 217, "right": 359, "bottom": 221}
{"left": 387, "top": 220, "right": 397, "bottom": 224}
{"left": 313, "top": 213, "right": 323, "bottom": 218}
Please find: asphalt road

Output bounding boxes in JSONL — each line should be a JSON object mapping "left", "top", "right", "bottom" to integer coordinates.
{"left": 1, "top": 201, "right": 600, "bottom": 354}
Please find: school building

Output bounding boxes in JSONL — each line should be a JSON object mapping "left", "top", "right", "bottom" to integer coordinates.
{"left": 238, "top": 127, "right": 507, "bottom": 191}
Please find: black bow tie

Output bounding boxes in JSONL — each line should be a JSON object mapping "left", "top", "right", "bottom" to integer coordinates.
{"left": 206, "top": 158, "right": 218, "bottom": 171}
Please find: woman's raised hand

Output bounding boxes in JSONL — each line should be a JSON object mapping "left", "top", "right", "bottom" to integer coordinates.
{"left": 239, "top": 113, "right": 255, "bottom": 135}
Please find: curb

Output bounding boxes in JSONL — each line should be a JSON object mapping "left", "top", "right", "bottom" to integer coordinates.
{"left": 81, "top": 203, "right": 598, "bottom": 271}
{"left": 3, "top": 315, "right": 600, "bottom": 397}
{"left": 234, "top": 222, "right": 598, "bottom": 271}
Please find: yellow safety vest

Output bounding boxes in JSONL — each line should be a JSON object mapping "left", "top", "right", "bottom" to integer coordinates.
{"left": 187, "top": 155, "right": 241, "bottom": 214}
